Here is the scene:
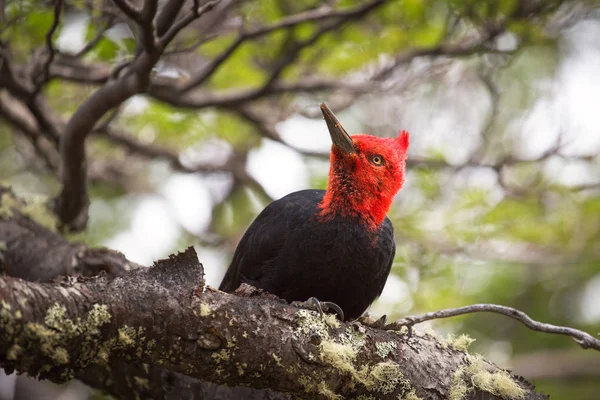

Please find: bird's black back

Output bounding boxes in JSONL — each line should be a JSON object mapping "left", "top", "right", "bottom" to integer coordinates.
{"left": 219, "top": 189, "right": 395, "bottom": 320}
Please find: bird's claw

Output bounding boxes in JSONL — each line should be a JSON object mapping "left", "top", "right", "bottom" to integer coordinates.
{"left": 292, "top": 297, "right": 345, "bottom": 323}
{"left": 310, "top": 297, "right": 345, "bottom": 322}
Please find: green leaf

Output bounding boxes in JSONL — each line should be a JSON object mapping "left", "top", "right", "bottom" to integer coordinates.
{"left": 92, "top": 37, "right": 120, "bottom": 61}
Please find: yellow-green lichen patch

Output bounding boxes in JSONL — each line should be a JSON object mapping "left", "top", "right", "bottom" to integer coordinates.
{"left": 45, "top": 304, "right": 78, "bottom": 336}
{"left": 444, "top": 334, "right": 475, "bottom": 352}
{"left": 465, "top": 355, "right": 525, "bottom": 399}
{"left": 20, "top": 303, "right": 112, "bottom": 370}
{"left": 318, "top": 381, "right": 343, "bottom": 400}
{"left": 368, "top": 361, "right": 407, "bottom": 394}
{"left": 338, "top": 326, "right": 366, "bottom": 352}
{"left": 198, "top": 303, "right": 212, "bottom": 317}
{"left": 85, "top": 304, "right": 112, "bottom": 334}
{"left": 118, "top": 326, "right": 138, "bottom": 347}
{"left": 391, "top": 325, "right": 409, "bottom": 336}
{"left": 323, "top": 313, "right": 341, "bottom": 328}
{"left": 298, "top": 374, "right": 318, "bottom": 393}
{"left": 52, "top": 347, "right": 70, "bottom": 364}
{"left": 19, "top": 196, "right": 58, "bottom": 231}
{"left": 104, "top": 325, "right": 148, "bottom": 363}
{"left": 0, "top": 301, "right": 15, "bottom": 335}
{"left": 271, "top": 352, "right": 282, "bottom": 366}
{"left": 236, "top": 362, "right": 246, "bottom": 376}
{"left": 0, "top": 192, "right": 57, "bottom": 231}
{"left": 0, "top": 192, "right": 19, "bottom": 219}
{"left": 212, "top": 349, "right": 230, "bottom": 363}
{"left": 6, "top": 344, "right": 22, "bottom": 360}
{"left": 25, "top": 322, "right": 63, "bottom": 363}
{"left": 451, "top": 355, "right": 526, "bottom": 400}
{"left": 319, "top": 338, "right": 409, "bottom": 395}
{"left": 450, "top": 367, "right": 469, "bottom": 400}
{"left": 320, "top": 339, "right": 358, "bottom": 374}
{"left": 96, "top": 347, "right": 110, "bottom": 364}
{"left": 294, "top": 309, "right": 333, "bottom": 341}
{"left": 296, "top": 309, "right": 413, "bottom": 397}
{"left": 375, "top": 340, "right": 398, "bottom": 358}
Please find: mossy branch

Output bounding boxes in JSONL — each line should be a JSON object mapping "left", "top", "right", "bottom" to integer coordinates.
{"left": 0, "top": 186, "right": 549, "bottom": 399}
{"left": 0, "top": 246, "right": 547, "bottom": 400}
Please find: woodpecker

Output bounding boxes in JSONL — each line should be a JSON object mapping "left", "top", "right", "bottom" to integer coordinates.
{"left": 219, "top": 103, "right": 409, "bottom": 321}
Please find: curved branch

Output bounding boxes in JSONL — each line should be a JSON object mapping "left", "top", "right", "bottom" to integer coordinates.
{"left": 52, "top": 0, "right": 226, "bottom": 233}
{"left": 389, "top": 304, "right": 600, "bottom": 352}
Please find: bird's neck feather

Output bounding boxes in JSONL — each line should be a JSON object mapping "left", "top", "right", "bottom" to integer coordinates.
{"left": 318, "top": 166, "right": 392, "bottom": 229}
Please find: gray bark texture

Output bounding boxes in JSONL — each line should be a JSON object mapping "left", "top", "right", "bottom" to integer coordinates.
{"left": 0, "top": 186, "right": 548, "bottom": 400}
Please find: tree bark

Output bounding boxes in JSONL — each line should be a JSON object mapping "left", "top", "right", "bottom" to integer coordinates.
{"left": 0, "top": 187, "right": 548, "bottom": 400}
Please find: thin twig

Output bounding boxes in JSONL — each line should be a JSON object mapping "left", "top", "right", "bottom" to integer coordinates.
{"left": 74, "top": 16, "right": 115, "bottom": 57}
{"left": 387, "top": 304, "right": 600, "bottom": 351}
{"left": 158, "top": 0, "right": 221, "bottom": 49}
{"left": 140, "top": 0, "right": 158, "bottom": 53}
{"left": 111, "top": 0, "right": 142, "bottom": 23}
{"left": 91, "top": 126, "right": 227, "bottom": 173}
{"left": 181, "top": 0, "right": 386, "bottom": 92}
{"left": 32, "top": 0, "right": 63, "bottom": 96}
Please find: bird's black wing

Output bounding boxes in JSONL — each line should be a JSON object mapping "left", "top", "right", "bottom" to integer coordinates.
{"left": 218, "top": 189, "right": 325, "bottom": 292}
{"left": 374, "top": 216, "right": 396, "bottom": 297}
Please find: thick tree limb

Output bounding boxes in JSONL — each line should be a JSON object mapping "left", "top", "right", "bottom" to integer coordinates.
{"left": 0, "top": 186, "right": 551, "bottom": 399}
{"left": 0, "top": 186, "right": 282, "bottom": 399}
{"left": 0, "top": 187, "right": 135, "bottom": 281}
{"left": 0, "top": 247, "right": 548, "bottom": 400}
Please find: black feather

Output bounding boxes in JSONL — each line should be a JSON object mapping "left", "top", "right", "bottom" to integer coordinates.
{"left": 219, "top": 189, "right": 395, "bottom": 321}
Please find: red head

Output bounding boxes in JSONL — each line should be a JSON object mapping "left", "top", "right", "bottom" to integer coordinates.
{"left": 318, "top": 103, "right": 409, "bottom": 229}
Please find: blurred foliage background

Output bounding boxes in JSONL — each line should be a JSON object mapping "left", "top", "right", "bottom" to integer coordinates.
{"left": 1, "top": 0, "right": 599, "bottom": 398}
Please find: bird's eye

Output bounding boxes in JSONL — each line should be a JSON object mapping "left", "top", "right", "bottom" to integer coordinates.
{"left": 370, "top": 155, "right": 384, "bottom": 166}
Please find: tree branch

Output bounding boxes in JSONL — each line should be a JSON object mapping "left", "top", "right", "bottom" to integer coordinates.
{"left": 0, "top": 246, "right": 548, "bottom": 400}
{"left": 158, "top": 0, "right": 222, "bottom": 49}
{"left": 53, "top": 0, "right": 227, "bottom": 233}
{"left": 32, "top": 0, "right": 63, "bottom": 96}
{"left": 140, "top": 0, "right": 158, "bottom": 53}
{"left": 180, "top": 0, "right": 386, "bottom": 92}
{"left": 388, "top": 304, "right": 600, "bottom": 352}
{"left": 0, "top": 186, "right": 284, "bottom": 399}
{"left": 155, "top": 0, "right": 185, "bottom": 36}
{"left": 73, "top": 16, "right": 115, "bottom": 58}
{"left": 91, "top": 125, "right": 230, "bottom": 173}
{"left": 111, "top": 0, "right": 143, "bottom": 24}
{"left": 0, "top": 187, "right": 136, "bottom": 281}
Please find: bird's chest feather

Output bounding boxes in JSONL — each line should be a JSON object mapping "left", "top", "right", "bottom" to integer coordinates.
{"left": 275, "top": 216, "right": 392, "bottom": 302}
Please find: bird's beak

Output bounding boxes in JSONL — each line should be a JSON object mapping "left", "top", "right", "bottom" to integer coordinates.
{"left": 320, "top": 103, "right": 356, "bottom": 154}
